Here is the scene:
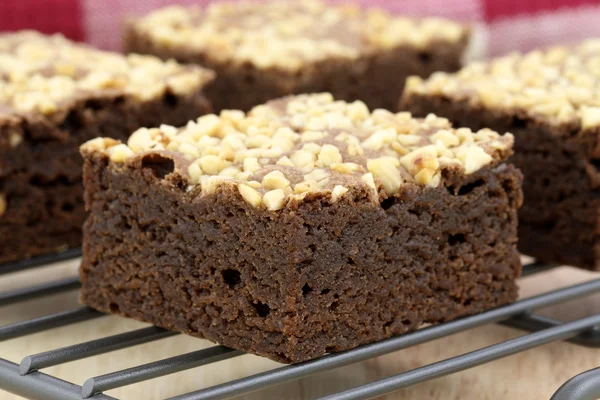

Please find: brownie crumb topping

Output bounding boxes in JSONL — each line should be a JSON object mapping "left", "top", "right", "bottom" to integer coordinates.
{"left": 82, "top": 93, "right": 511, "bottom": 209}
{"left": 405, "top": 39, "right": 600, "bottom": 129}
{"left": 132, "top": 0, "right": 467, "bottom": 72}
{"left": 0, "top": 31, "right": 214, "bottom": 116}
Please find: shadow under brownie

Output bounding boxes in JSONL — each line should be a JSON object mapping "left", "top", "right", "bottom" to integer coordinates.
{"left": 124, "top": 0, "right": 469, "bottom": 112}
{"left": 402, "top": 40, "right": 600, "bottom": 269}
{"left": 80, "top": 93, "right": 522, "bottom": 363}
{"left": 0, "top": 31, "right": 214, "bottom": 264}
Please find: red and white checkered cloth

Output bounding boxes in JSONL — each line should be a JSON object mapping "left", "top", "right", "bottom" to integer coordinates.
{"left": 1, "top": 0, "right": 600, "bottom": 58}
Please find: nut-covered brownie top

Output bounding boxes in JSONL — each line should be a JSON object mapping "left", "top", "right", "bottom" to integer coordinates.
{"left": 83, "top": 93, "right": 511, "bottom": 210}
{"left": 405, "top": 39, "right": 600, "bottom": 131}
{"left": 0, "top": 31, "right": 214, "bottom": 117}
{"left": 132, "top": 0, "right": 467, "bottom": 72}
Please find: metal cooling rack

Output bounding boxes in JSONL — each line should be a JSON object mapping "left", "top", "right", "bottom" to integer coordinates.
{"left": 2, "top": 252, "right": 600, "bottom": 400}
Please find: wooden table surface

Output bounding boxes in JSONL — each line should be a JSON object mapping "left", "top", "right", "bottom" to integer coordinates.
{"left": 1, "top": 259, "right": 600, "bottom": 400}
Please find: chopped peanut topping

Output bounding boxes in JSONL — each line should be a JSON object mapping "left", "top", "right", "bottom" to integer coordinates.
{"left": 0, "top": 31, "right": 213, "bottom": 116}
{"left": 132, "top": 1, "right": 467, "bottom": 72}
{"left": 405, "top": 40, "right": 600, "bottom": 130}
{"left": 82, "top": 94, "right": 512, "bottom": 208}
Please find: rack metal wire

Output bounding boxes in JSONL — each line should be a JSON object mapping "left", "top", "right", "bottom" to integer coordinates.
{"left": 1, "top": 252, "right": 600, "bottom": 400}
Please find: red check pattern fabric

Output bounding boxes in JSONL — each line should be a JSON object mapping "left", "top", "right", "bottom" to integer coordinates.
{"left": 1, "top": 0, "right": 600, "bottom": 57}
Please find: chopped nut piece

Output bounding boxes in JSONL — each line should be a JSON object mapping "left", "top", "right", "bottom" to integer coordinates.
{"left": 263, "top": 189, "right": 286, "bottom": 210}
{"left": 239, "top": 184, "right": 263, "bottom": 207}
{"left": 83, "top": 137, "right": 119, "bottom": 151}
{"left": 301, "top": 131, "right": 326, "bottom": 142}
{"left": 219, "top": 167, "right": 241, "bottom": 177}
{"left": 455, "top": 145, "right": 493, "bottom": 174}
{"left": 262, "top": 170, "right": 291, "bottom": 190}
{"left": 414, "top": 168, "right": 437, "bottom": 185}
{"left": 247, "top": 180, "right": 263, "bottom": 189}
{"left": 188, "top": 162, "right": 203, "bottom": 183}
{"left": 302, "top": 143, "right": 322, "bottom": 155}
{"left": 396, "top": 134, "right": 423, "bottom": 146}
{"left": 202, "top": 176, "right": 228, "bottom": 195}
{"left": 107, "top": 144, "right": 134, "bottom": 163}
{"left": 580, "top": 106, "right": 600, "bottom": 130}
{"left": 304, "top": 169, "right": 330, "bottom": 182}
{"left": 346, "top": 101, "right": 369, "bottom": 121}
{"left": 290, "top": 150, "right": 316, "bottom": 169}
{"left": 276, "top": 156, "right": 295, "bottom": 167}
{"left": 199, "top": 155, "right": 230, "bottom": 175}
{"left": 317, "top": 144, "right": 342, "bottom": 167}
{"left": 367, "top": 157, "right": 402, "bottom": 195}
{"left": 400, "top": 145, "right": 439, "bottom": 175}
{"left": 430, "top": 130, "right": 459, "bottom": 148}
{"left": 243, "top": 157, "right": 261, "bottom": 173}
{"left": 330, "top": 162, "right": 362, "bottom": 174}
{"left": 331, "top": 185, "right": 349, "bottom": 202}
{"left": 361, "top": 172, "right": 377, "bottom": 191}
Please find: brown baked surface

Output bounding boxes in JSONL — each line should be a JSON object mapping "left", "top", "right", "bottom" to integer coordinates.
{"left": 79, "top": 94, "right": 522, "bottom": 363}
{"left": 0, "top": 31, "right": 213, "bottom": 264}
{"left": 124, "top": 0, "right": 469, "bottom": 111}
{"left": 402, "top": 41, "right": 600, "bottom": 269}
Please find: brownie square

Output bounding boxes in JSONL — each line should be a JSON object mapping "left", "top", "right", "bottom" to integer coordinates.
{"left": 0, "top": 31, "right": 214, "bottom": 264}
{"left": 79, "top": 93, "right": 522, "bottom": 363}
{"left": 124, "top": 0, "right": 470, "bottom": 112}
{"left": 402, "top": 41, "right": 600, "bottom": 269}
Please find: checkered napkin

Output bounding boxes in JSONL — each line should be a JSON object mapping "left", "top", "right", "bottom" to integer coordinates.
{"left": 1, "top": 0, "right": 599, "bottom": 57}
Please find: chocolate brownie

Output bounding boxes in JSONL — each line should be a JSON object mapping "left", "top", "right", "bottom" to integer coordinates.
{"left": 0, "top": 31, "right": 214, "bottom": 264}
{"left": 124, "top": 0, "right": 469, "bottom": 112}
{"left": 79, "top": 93, "right": 522, "bottom": 363}
{"left": 402, "top": 41, "right": 600, "bottom": 269}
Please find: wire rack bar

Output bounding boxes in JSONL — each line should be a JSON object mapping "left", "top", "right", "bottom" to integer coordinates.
{"left": 502, "top": 313, "right": 600, "bottom": 347}
{"left": 2, "top": 256, "right": 599, "bottom": 400}
{"left": 0, "top": 248, "right": 82, "bottom": 275}
{"left": 20, "top": 326, "right": 178, "bottom": 375}
{"left": 0, "top": 307, "right": 103, "bottom": 342}
{"left": 318, "top": 313, "right": 600, "bottom": 400}
{"left": 0, "top": 358, "right": 116, "bottom": 400}
{"left": 0, "top": 277, "right": 81, "bottom": 307}
{"left": 82, "top": 346, "right": 244, "bottom": 398}
{"left": 551, "top": 367, "right": 600, "bottom": 400}
{"left": 165, "top": 277, "right": 600, "bottom": 400}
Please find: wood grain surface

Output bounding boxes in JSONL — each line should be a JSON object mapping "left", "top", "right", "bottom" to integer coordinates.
{"left": 1, "top": 259, "right": 600, "bottom": 400}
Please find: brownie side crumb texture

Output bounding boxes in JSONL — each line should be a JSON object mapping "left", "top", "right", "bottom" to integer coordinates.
{"left": 401, "top": 41, "right": 600, "bottom": 269}
{"left": 124, "top": 1, "right": 469, "bottom": 111}
{"left": 0, "top": 31, "right": 214, "bottom": 263}
{"left": 80, "top": 149, "right": 521, "bottom": 363}
{"left": 402, "top": 93, "right": 600, "bottom": 269}
{"left": 79, "top": 94, "right": 522, "bottom": 363}
{"left": 0, "top": 93, "right": 211, "bottom": 263}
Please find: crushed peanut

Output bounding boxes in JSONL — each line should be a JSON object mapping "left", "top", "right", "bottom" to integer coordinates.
{"left": 132, "top": 0, "right": 467, "bottom": 72}
{"left": 82, "top": 93, "right": 512, "bottom": 209}
{"left": 405, "top": 40, "right": 600, "bottom": 129}
{"left": 0, "top": 31, "right": 213, "bottom": 116}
